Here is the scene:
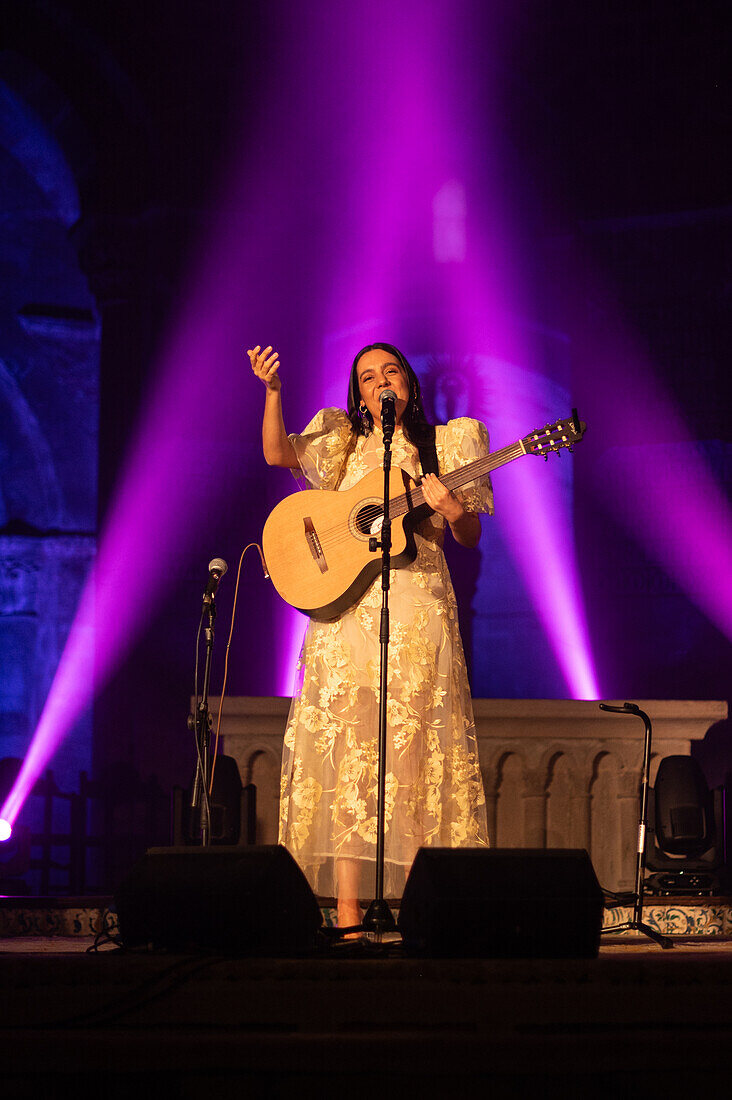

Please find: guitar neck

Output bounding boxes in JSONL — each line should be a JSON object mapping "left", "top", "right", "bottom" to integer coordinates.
{"left": 390, "top": 439, "right": 525, "bottom": 518}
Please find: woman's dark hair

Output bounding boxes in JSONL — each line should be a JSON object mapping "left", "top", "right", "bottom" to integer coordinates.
{"left": 346, "top": 342, "right": 433, "bottom": 444}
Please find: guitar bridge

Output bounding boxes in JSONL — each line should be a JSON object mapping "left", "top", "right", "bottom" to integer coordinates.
{"left": 303, "top": 517, "right": 328, "bottom": 574}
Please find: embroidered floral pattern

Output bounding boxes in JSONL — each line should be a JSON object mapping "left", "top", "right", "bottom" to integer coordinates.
{"left": 279, "top": 409, "right": 493, "bottom": 897}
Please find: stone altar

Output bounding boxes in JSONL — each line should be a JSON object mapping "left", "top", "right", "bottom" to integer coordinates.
{"left": 212, "top": 696, "right": 727, "bottom": 893}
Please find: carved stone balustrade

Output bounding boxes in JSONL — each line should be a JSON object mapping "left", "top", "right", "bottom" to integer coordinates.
{"left": 213, "top": 696, "right": 727, "bottom": 893}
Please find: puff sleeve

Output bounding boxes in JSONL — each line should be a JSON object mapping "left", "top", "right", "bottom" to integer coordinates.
{"left": 435, "top": 417, "right": 494, "bottom": 515}
{"left": 288, "top": 407, "right": 354, "bottom": 490}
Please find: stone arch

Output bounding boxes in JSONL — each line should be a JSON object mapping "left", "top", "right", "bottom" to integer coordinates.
{"left": 545, "top": 751, "right": 573, "bottom": 848}
{"left": 0, "top": 50, "right": 101, "bottom": 533}
{"left": 3, "top": 13, "right": 155, "bottom": 216}
{"left": 245, "top": 747, "right": 281, "bottom": 846}
{"left": 0, "top": 48, "right": 102, "bottom": 783}
{"left": 0, "top": 362, "right": 62, "bottom": 529}
{"left": 494, "top": 751, "right": 526, "bottom": 847}
{"left": 589, "top": 751, "right": 622, "bottom": 890}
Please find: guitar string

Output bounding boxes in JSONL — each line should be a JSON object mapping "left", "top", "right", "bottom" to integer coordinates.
{"left": 303, "top": 442, "right": 531, "bottom": 554}
{"left": 305, "top": 441, "right": 530, "bottom": 555}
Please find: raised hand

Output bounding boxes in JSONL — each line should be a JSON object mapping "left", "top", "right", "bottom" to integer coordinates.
{"left": 248, "top": 345, "right": 281, "bottom": 391}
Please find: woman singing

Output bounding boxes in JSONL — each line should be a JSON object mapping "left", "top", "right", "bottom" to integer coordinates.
{"left": 250, "top": 341, "right": 492, "bottom": 933}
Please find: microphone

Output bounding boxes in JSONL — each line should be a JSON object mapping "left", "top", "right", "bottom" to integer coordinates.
{"left": 203, "top": 557, "right": 228, "bottom": 604}
{"left": 379, "top": 388, "right": 397, "bottom": 432}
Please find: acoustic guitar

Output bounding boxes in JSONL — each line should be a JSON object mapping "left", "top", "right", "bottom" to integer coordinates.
{"left": 262, "top": 412, "right": 586, "bottom": 621}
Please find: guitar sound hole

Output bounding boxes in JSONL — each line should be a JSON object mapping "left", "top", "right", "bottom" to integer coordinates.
{"left": 355, "top": 503, "right": 384, "bottom": 537}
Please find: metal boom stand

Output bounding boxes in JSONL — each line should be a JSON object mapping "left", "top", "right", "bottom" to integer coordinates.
{"left": 599, "top": 702, "right": 673, "bottom": 949}
{"left": 188, "top": 578, "right": 222, "bottom": 847}
{"left": 361, "top": 397, "right": 398, "bottom": 937}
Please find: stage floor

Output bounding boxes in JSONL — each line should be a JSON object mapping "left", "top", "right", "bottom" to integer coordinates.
{"left": 3, "top": 932, "right": 732, "bottom": 1095}
{"left": 3, "top": 932, "right": 731, "bottom": 955}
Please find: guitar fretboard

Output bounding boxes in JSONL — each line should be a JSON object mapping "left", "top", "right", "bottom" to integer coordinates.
{"left": 389, "top": 440, "right": 526, "bottom": 518}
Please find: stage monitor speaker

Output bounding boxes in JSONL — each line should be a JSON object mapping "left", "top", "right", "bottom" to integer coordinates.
{"left": 115, "top": 845, "right": 322, "bottom": 955}
{"left": 398, "top": 848, "right": 604, "bottom": 958}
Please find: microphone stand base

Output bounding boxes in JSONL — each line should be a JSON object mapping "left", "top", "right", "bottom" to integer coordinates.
{"left": 362, "top": 897, "right": 397, "bottom": 934}
{"left": 601, "top": 919, "right": 673, "bottom": 949}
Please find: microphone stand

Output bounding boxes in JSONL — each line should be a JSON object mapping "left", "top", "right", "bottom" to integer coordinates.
{"left": 598, "top": 702, "right": 672, "bottom": 949}
{"left": 362, "top": 401, "right": 398, "bottom": 937}
{"left": 189, "top": 597, "right": 217, "bottom": 847}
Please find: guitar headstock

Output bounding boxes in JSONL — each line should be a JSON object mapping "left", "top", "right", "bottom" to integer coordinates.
{"left": 522, "top": 409, "right": 586, "bottom": 458}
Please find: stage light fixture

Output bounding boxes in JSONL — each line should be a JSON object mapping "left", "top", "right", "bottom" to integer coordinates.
{"left": 645, "top": 755, "right": 726, "bottom": 895}
{"left": 0, "top": 819, "right": 11, "bottom": 842}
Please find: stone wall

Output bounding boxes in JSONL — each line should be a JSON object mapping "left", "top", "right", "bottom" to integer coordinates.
{"left": 214, "top": 696, "right": 727, "bottom": 893}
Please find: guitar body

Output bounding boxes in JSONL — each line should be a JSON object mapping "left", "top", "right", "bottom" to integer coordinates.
{"left": 262, "top": 412, "right": 585, "bottom": 621}
{"left": 262, "top": 465, "right": 431, "bottom": 621}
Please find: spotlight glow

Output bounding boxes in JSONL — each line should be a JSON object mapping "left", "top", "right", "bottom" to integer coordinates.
{"left": 313, "top": 0, "right": 601, "bottom": 699}
{"left": 579, "top": 310, "right": 732, "bottom": 643}
{"left": 0, "top": 62, "right": 303, "bottom": 826}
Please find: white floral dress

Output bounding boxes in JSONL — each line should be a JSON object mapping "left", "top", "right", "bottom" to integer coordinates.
{"left": 278, "top": 407, "right": 493, "bottom": 898}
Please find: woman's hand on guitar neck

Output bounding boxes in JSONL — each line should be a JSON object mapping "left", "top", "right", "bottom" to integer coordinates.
{"left": 420, "top": 473, "right": 464, "bottom": 524}
{"left": 248, "top": 345, "right": 281, "bottom": 391}
{"left": 421, "top": 473, "right": 481, "bottom": 548}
